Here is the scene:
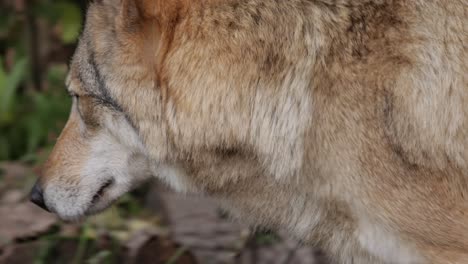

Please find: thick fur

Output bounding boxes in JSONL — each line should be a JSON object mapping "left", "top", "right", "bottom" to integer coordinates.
{"left": 37, "top": 0, "right": 468, "bottom": 263}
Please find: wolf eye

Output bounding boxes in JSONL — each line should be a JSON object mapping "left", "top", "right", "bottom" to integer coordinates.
{"left": 74, "top": 95, "right": 100, "bottom": 128}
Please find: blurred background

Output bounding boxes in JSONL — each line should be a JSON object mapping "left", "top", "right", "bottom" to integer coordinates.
{"left": 0, "top": 0, "right": 326, "bottom": 263}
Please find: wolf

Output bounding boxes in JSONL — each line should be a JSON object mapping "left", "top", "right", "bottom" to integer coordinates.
{"left": 29, "top": 0, "right": 468, "bottom": 263}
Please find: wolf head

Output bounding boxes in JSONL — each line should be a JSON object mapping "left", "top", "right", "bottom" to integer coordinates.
{"left": 30, "top": 0, "right": 195, "bottom": 220}
{"left": 30, "top": 0, "right": 313, "bottom": 221}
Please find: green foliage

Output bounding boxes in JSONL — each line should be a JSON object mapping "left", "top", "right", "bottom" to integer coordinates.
{"left": 35, "top": 0, "right": 83, "bottom": 44}
{"left": 0, "top": 60, "right": 71, "bottom": 161}
{"left": 57, "top": 2, "right": 83, "bottom": 44}
{"left": 166, "top": 247, "right": 188, "bottom": 264}
{"left": 34, "top": 230, "right": 119, "bottom": 264}
{"left": 87, "top": 250, "right": 113, "bottom": 264}
{"left": 254, "top": 230, "right": 281, "bottom": 246}
{"left": 0, "top": 0, "right": 82, "bottom": 161}
{"left": 0, "top": 56, "right": 28, "bottom": 126}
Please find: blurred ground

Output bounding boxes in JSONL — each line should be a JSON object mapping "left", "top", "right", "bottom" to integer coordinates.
{"left": 0, "top": 161, "right": 328, "bottom": 264}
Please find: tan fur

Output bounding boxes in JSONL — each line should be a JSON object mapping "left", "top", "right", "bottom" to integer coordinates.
{"left": 37, "top": 0, "right": 468, "bottom": 263}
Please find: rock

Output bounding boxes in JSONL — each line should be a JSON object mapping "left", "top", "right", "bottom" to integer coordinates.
{"left": 1, "top": 190, "right": 24, "bottom": 204}
{"left": 0, "top": 202, "right": 57, "bottom": 248}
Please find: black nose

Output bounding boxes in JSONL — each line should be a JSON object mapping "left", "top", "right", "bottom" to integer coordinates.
{"left": 30, "top": 182, "right": 50, "bottom": 212}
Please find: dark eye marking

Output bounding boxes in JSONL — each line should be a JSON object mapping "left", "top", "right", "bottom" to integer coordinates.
{"left": 72, "top": 36, "right": 138, "bottom": 131}
{"left": 87, "top": 52, "right": 121, "bottom": 110}
{"left": 91, "top": 94, "right": 123, "bottom": 112}
{"left": 73, "top": 38, "right": 124, "bottom": 113}
{"left": 68, "top": 90, "right": 78, "bottom": 98}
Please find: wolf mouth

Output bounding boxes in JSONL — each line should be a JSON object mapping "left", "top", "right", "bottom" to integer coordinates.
{"left": 91, "top": 179, "right": 113, "bottom": 205}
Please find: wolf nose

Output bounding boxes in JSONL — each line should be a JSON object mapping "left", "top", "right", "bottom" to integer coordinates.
{"left": 30, "top": 182, "right": 50, "bottom": 212}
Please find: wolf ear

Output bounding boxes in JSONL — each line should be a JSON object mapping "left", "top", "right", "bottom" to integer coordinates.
{"left": 118, "top": 0, "right": 189, "bottom": 31}
{"left": 118, "top": 0, "right": 157, "bottom": 31}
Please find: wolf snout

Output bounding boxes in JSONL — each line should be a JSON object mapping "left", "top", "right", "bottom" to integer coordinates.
{"left": 29, "top": 182, "right": 50, "bottom": 212}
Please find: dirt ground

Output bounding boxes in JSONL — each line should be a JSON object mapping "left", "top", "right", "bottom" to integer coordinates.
{"left": 0, "top": 162, "right": 328, "bottom": 264}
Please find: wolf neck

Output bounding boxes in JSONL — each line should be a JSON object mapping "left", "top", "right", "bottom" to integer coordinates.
{"left": 128, "top": 1, "right": 417, "bottom": 262}
{"left": 155, "top": 0, "right": 403, "bottom": 170}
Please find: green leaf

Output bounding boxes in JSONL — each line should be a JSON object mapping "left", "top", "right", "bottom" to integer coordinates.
{"left": 0, "top": 136, "right": 9, "bottom": 160}
{"left": 72, "top": 222, "right": 91, "bottom": 264}
{"left": 34, "top": 2, "right": 60, "bottom": 23}
{"left": 56, "top": 2, "right": 82, "bottom": 44}
{"left": 25, "top": 117, "right": 44, "bottom": 155}
{"left": 47, "top": 64, "right": 68, "bottom": 87}
{"left": 0, "top": 57, "right": 6, "bottom": 97}
{"left": 254, "top": 230, "right": 280, "bottom": 246}
{"left": 165, "top": 246, "right": 188, "bottom": 264}
{"left": 34, "top": 236, "right": 59, "bottom": 264}
{"left": 0, "top": 57, "right": 28, "bottom": 125}
{"left": 0, "top": 9, "right": 15, "bottom": 37}
{"left": 87, "top": 250, "right": 112, "bottom": 264}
